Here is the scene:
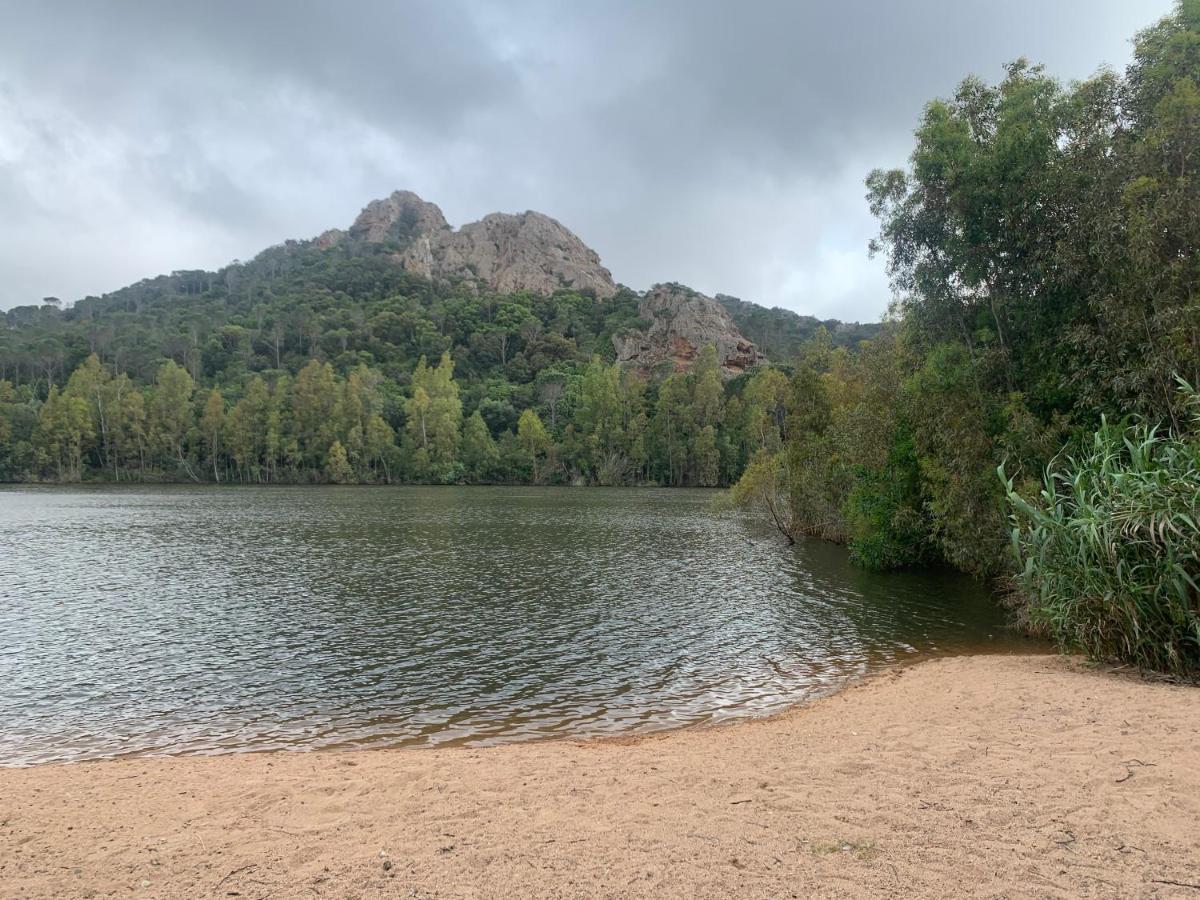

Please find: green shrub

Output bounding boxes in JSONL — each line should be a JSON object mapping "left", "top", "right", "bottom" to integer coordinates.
{"left": 845, "top": 431, "right": 932, "bottom": 570}
{"left": 1003, "top": 386, "right": 1200, "bottom": 675}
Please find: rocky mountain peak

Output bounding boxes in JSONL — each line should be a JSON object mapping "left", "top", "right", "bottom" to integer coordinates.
{"left": 323, "top": 191, "right": 616, "bottom": 299}
{"left": 439, "top": 209, "right": 616, "bottom": 298}
{"left": 613, "top": 283, "right": 767, "bottom": 378}
{"left": 348, "top": 190, "right": 450, "bottom": 244}
{"left": 312, "top": 195, "right": 765, "bottom": 377}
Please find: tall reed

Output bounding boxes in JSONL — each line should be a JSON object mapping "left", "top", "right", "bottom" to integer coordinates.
{"left": 1003, "top": 384, "right": 1200, "bottom": 676}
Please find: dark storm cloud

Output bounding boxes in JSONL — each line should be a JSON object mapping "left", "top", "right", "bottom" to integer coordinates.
{"left": 0, "top": 0, "right": 1173, "bottom": 318}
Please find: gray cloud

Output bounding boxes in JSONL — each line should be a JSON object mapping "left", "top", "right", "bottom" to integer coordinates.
{"left": 0, "top": 0, "right": 1173, "bottom": 319}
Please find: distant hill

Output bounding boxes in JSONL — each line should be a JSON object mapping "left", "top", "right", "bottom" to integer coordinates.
{"left": 315, "top": 189, "right": 618, "bottom": 299}
{"left": 715, "top": 294, "right": 880, "bottom": 362}
{"left": 1, "top": 190, "right": 877, "bottom": 388}
{"left": 0, "top": 189, "right": 890, "bottom": 486}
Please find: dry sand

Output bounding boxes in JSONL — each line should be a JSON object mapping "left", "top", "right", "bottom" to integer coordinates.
{"left": 2, "top": 654, "right": 1198, "bottom": 899}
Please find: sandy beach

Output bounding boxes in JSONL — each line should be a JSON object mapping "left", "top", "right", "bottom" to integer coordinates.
{"left": 2, "top": 653, "right": 1198, "bottom": 899}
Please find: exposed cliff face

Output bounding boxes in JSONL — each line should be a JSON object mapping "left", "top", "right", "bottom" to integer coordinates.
{"left": 315, "top": 195, "right": 764, "bottom": 378}
{"left": 348, "top": 190, "right": 450, "bottom": 244}
{"left": 312, "top": 228, "right": 346, "bottom": 250}
{"left": 613, "top": 284, "right": 767, "bottom": 378}
{"left": 326, "top": 190, "right": 616, "bottom": 298}
{"left": 433, "top": 212, "right": 616, "bottom": 298}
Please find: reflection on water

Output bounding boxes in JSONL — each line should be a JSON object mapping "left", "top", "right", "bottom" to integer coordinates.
{"left": 0, "top": 486, "right": 1037, "bottom": 765}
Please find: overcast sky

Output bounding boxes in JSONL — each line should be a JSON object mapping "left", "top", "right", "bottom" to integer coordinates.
{"left": 0, "top": 1, "right": 1172, "bottom": 320}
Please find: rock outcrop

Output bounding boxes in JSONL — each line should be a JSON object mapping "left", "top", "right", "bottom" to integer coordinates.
{"left": 613, "top": 284, "right": 767, "bottom": 378}
{"left": 312, "top": 228, "right": 345, "bottom": 250}
{"left": 326, "top": 190, "right": 616, "bottom": 298}
{"left": 313, "top": 195, "right": 764, "bottom": 377}
{"left": 348, "top": 190, "right": 450, "bottom": 245}
{"left": 432, "top": 212, "right": 616, "bottom": 298}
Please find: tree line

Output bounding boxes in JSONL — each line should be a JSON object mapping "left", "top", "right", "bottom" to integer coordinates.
{"left": 0, "top": 342, "right": 820, "bottom": 488}
{"left": 727, "top": 2, "right": 1200, "bottom": 670}
{"left": 735, "top": 0, "right": 1200, "bottom": 576}
{"left": 0, "top": 177, "right": 872, "bottom": 490}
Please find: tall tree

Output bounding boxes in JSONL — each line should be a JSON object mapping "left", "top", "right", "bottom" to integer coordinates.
{"left": 200, "top": 388, "right": 225, "bottom": 482}
{"left": 461, "top": 410, "right": 499, "bottom": 482}
{"left": 290, "top": 360, "right": 340, "bottom": 473}
{"left": 227, "top": 376, "right": 271, "bottom": 482}
{"left": 150, "top": 360, "right": 197, "bottom": 480}
{"left": 404, "top": 351, "right": 462, "bottom": 480}
{"left": 517, "top": 408, "right": 551, "bottom": 483}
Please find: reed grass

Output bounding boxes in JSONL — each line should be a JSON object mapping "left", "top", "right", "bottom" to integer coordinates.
{"left": 1003, "top": 384, "right": 1200, "bottom": 676}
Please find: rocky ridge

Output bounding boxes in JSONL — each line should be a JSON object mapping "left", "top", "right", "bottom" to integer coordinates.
{"left": 613, "top": 283, "right": 767, "bottom": 378}
{"left": 318, "top": 191, "right": 617, "bottom": 299}
{"left": 316, "top": 191, "right": 766, "bottom": 376}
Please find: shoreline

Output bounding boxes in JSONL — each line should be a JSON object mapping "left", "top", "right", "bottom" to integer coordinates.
{"left": 3, "top": 653, "right": 1197, "bottom": 898}
{"left": 1, "top": 644, "right": 1045, "bottom": 770}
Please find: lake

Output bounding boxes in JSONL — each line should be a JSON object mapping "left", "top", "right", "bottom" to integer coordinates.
{"left": 0, "top": 486, "right": 1035, "bottom": 765}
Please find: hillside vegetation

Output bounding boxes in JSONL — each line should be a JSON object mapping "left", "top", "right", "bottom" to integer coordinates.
{"left": 727, "top": 1, "right": 1200, "bottom": 669}
{"left": 0, "top": 210, "right": 870, "bottom": 488}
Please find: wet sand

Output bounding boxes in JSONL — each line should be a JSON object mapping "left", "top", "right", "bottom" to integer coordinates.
{"left": 2, "top": 654, "right": 1198, "bottom": 898}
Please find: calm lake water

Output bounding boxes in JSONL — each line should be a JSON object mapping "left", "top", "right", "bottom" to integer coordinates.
{"left": 0, "top": 486, "right": 1035, "bottom": 765}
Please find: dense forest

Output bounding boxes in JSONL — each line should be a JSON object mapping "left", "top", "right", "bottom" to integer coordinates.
{"left": 727, "top": 2, "right": 1200, "bottom": 671}
{"left": 0, "top": 218, "right": 879, "bottom": 490}
{"left": 714, "top": 294, "right": 880, "bottom": 360}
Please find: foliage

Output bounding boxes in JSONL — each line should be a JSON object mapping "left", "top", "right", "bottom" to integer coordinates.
{"left": 729, "top": 450, "right": 798, "bottom": 543}
{"left": 728, "top": 3, "right": 1200, "bottom": 614}
{"left": 867, "top": 4, "right": 1200, "bottom": 430}
{"left": 845, "top": 430, "right": 930, "bottom": 570}
{"left": 325, "top": 440, "right": 355, "bottom": 484}
{"left": 715, "top": 294, "right": 880, "bottom": 361}
{"left": 1004, "top": 385, "right": 1200, "bottom": 675}
{"left": 516, "top": 408, "right": 551, "bottom": 482}
{"left": 0, "top": 340, "right": 816, "bottom": 487}
{"left": 0, "top": 197, "right": 873, "bottom": 488}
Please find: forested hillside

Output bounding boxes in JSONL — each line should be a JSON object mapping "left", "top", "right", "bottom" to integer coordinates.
{"left": 732, "top": 0, "right": 1200, "bottom": 609}
{"left": 0, "top": 207, "right": 868, "bottom": 487}
{"left": 715, "top": 294, "right": 879, "bottom": 359}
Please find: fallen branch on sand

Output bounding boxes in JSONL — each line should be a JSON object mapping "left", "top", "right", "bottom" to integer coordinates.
{"left": 217, "top": 864, "right": 257, "bottom": 887}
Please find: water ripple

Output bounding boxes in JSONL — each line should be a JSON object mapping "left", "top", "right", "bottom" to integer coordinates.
{"left": 0, "top": 485, "right": 1033, "bottom": 765}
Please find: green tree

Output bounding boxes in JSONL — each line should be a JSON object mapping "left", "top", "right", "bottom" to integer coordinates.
{"left": 291, "top": 360, "right": 340, "bottom": 473}
{"left": 740, "top": 367, "right": 790, "bottom": 455}
{"left": 363, "top": 414, "right": 397, "bottom": 483}
{"left": 652, "top": 374, "right": 692, "bottom": 486}
{"left": 405, "top": 351, "right": 462, "bottom": 480}
{"left": 35, "top": 386, "right": 93, "bottom": 481}
{"left": 517, "top": 408, "right": 552, "bottom": 483}
{"left": 461, "top": 410, "right": 499, "bottom": 482}
{"left": 907, "top": 345, "right": 1008, "bottom": 577}
{"left": 150, "top": 360, "right": 197, "bottom": 480}
{"left": 62, "top": 353, "right": 111, "bottom": 474}
{"left": 325, "top": 439, "right": 355, "bottom": 484}
{"left": 102, "top": 373, "right": 139, "bottom": 481}
{"left": 574, "top": 357, "right": 625, "bottom": 482}
{"left": 0, "top": 381, "right": 14, "bottom": 447}
{"left": 730, "top": 450, "right": 798, "bottom": 544}
{"left": 693, "top": 424, "right": 720, "bottom": 487}
{"left": 200, "top": 387, "right": 226, "bottom": 482}
{"left": 227, "top": 376, "right": 271, "bottom": 482}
